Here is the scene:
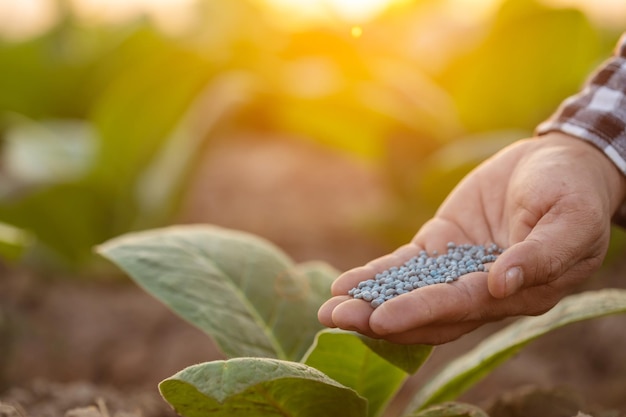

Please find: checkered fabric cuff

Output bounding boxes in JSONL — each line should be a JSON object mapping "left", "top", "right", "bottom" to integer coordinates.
{"left": 536, "top": 33, "right": 626, "bottom": 226}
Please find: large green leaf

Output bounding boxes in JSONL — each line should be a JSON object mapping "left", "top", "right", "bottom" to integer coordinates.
{"left": 303, "top": 329, "right": 432, "bottom": 417}
{"left": 159, "top": 358, "right": 367, "bottom": 417}
{"left": 408, "top": 289, "right": 626, "bottom": 412}
{"left": 97, "top": 225, "right": 338, "bottom": 361}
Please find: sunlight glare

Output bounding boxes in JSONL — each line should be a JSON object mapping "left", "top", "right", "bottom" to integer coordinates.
{"left": 542, "top": 0, "right": 626, "bottom": 27}
{"left": 0, "top": 0, "right": 58, "bottom": 40}
{"left": 329, "top": 0, "right": 400, "bottom": 22}
{"left": 2, "top": 0, "right": 625, "bottom": 43}
{"left": 69, "top": 0, "right": 197, "bottom": 34}
{"left": 261, "top": 0, "right": 408, "bottom": 24}
{"left": 443, "top": 0, "right": 502, "bottom": 23}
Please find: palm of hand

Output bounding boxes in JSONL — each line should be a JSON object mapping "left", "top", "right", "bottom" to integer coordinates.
{"left": 318, "top": 135, "right": 621, "bottom": 344}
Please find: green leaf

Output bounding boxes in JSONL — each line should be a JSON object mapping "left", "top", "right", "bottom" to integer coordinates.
{"left": 439, "top": 2, "right": 602, "bottom": 132}
{"left": 417, "top": 130, "right": 524, "bottom": 209}
{"left": 133, "top": 73, "right": 257, "bottom": 229}
{"left": 0, "top": 183, "right": 113, "bottom": 266}
{"left": 276, "top": 97, "right": 387, "bottom": 160}
{"left": 408, "top": 402, "right": 488, "bottom": 417}
{"left": 303, "top": 329, "right": 432, "bottom": 417}
{"left": 96, "top": 225, "right": 338, "bottom": 361}
{"left": 408, "top": 289, "right": 626, "bottom": 412}
{"left": 296, "top": 261, "right": 340, "bottom": 313}
{"left": 357, "top": 334, "right": 433, "bottom": 375}
{"left": 159, "top": 358, "right": 367, "bottom": 417}
{"left": 90, "top": 27, "right": 210, "bottom": 183}
{"left": 0, "top": 25, "right": 111, "bottom": 119}
{"left": 0, "top": 222, "right": 33, "bottom": 262}
{"left": 88, "top": 27, "right": 212, "bottom": 234}
{"left": 0, "top": 118, "right": 103, "bottom": 266}
{"left": 2, "top": 118, "right": 97, "bottom": 186}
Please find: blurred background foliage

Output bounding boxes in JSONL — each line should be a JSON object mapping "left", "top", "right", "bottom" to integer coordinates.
{"left": 0, "top": 0, "right": 624, "bottom": 272}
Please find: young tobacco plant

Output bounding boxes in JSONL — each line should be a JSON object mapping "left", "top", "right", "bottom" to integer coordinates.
{"left": 97, "top": 225, "right": 626, "bottom": 417}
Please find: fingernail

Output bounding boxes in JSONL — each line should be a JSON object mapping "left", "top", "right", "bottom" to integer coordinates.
{"left": 504, "top": 267, "right": 524, "bottom": 297}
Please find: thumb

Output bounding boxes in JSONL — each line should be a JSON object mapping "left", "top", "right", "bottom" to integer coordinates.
{"left": 488, "top": 218, "right": 606, "bottom": 299}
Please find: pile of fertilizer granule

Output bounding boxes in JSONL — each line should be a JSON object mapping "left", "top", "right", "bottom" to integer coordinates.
{"left": 348, "top": 242, "right": 505, "bottom": 308}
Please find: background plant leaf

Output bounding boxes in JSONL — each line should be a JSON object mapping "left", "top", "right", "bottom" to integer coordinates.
{"left": 159, "top": 358, "right": 367, "bottom": 417}
{"left": 97, "top": 224, "right": 338, "bottom": 361}
{"left": 408, "top": 402, "right": 489, "bottom": 417}
{"left": 1, "top": 119, "right": 97, "bottom": 186}
{"left": 0, "top": 183, "right": 112, "bottom": 265}
{"left": 303, "top": 329, "right": 432, "bottom": 417}
{"left": 407, "top": 289, "right": 626, "bottom": 412}
{"left": 0, "top": 222, "right": 33, "bottom": 262}
{"left": 438, "top": 0, "right": 600, "bottom": 132}
{"left": 133, "top": 73, "right": 257, "bottom": 230}
{"left": 296, "top": 261, "right": 341, "bottom": 314}
{"left": 416, "top": 130, "right": 524, "bottom": 209}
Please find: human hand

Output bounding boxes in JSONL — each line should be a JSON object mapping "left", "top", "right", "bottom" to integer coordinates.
{"left": 318, "top": 132, "right": 626, "bottom": 344}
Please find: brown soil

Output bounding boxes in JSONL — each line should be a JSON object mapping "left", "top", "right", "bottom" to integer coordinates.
{"left": 1, "top": 136, "right": 625, "bottom": 417}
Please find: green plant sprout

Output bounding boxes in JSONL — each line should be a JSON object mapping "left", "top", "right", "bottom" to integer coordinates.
{"left": 97, "top": 225, "right": 626, "bottom": 417}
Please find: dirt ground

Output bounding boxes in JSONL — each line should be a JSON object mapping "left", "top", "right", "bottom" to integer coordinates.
{"left": 1, "top": 136, "right": 626, "bottom": 417}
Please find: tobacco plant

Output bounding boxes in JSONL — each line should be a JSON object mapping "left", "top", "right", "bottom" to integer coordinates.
{"left": 98, "top": 224, "right": 626, "bottom": 417}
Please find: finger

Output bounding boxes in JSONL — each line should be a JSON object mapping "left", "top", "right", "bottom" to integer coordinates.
{"left": 382, "top": 320, "right": 486, "bottom": 345}
{"left": 317, "top": 296, "right": 349, "bottom": 328}
{"left": 322, "top": 293, "right": 489, "bottom": 344}
{"left": 372, "top": 286, "right": 567, "bottom": 345}
{"left": 331, "top": 243, "right": 423, "bottom": 295}
{"left": 329, "top": 298, "right": 377, "bottom": 336}
{"left": 368, "top": 273, "right": 493, "bottom": 335}
{"left": 324, "top": 275, "right": 563, "bottom": 344}
{"left": 488, "top": 209, "right": 606, "bottom": 298}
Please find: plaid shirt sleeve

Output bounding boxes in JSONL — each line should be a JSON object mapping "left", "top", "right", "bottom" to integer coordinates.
{"left": 536, "top": 32, "right": 626, "bottom": 225}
